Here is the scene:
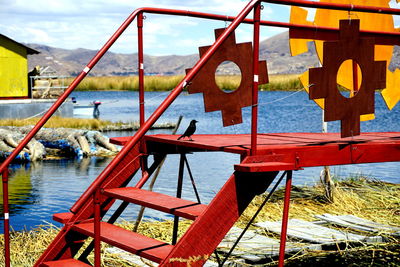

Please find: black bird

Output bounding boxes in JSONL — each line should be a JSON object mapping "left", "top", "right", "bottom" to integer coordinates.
{"left": 177, "top": 120, "right": 198, "bottom": 141}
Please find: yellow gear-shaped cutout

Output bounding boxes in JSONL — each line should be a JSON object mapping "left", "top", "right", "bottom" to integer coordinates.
{"left": 290, "top": 0, "right": 400, "bottom": 120}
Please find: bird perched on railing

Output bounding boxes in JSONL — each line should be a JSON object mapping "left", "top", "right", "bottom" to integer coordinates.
{"left": 177, "top": 120, "right": 198, "bottom": 141}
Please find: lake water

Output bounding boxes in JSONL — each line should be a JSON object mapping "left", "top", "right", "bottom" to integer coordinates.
{"left": 1, "top": 90, "right": 400, "bottom": 232}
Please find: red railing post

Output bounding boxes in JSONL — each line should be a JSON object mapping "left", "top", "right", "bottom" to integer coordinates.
{"left": 251, "top": 1, "right": 261, "bottom": 156}
{"left": 138, "top": 11, "right": 145, "bottom": 126}
{"left": 2, "top": 168, "right": 10, "bottom": 267}
{"left": 278, "top": 170, "right": 292, "bottom": 267}
{"left": 94, "top": 189, "right": 101, "bottom": 267}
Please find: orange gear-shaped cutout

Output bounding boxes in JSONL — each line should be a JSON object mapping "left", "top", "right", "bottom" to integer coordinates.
{"left": 186, "top": 28, "right": 268, "bottom": 126}
{"left": 290, "top": 0, "right": 400, "bottom": 113}
{"left": 309, "top": 20, "right": 386, "bottom": 138}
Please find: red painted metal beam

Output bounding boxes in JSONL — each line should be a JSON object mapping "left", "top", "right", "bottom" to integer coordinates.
{"left": 278, "top": 171, "right": 292, "bottom": 267}
{"left": 2, "top": 169, "right": 10, "bottom": 267}
{"left": 93, "top": 189, "right": 101, "bottom": 267}
{"left": 251, "top": 2, "right": 261, "bottom": 155}
{"left": 141, "top": 7, "right": 400, "bottom": 45}
{"left": 137, "top": 12, "right": 145, "bottom": 127}
{"left": 160, "top": 171, "right": 278, "bottom": 266}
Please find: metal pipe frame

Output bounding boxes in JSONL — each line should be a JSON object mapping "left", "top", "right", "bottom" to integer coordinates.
{"left": 137, "top": 12, "right": 145, "bottom": 126}
{"left": 2, "top": 169, "right": 10, "bottom": 267}
{"left": 251, "top": 2, "right": 261, "bottom": 155}
{"left": 94, "top": 189, "right": 101, "bottom": 267}
{"left": 172, "top": 154, "right": 186, "bottom": 245}
{"left": 278, "top": 170, "right": 293, "bottom": 267}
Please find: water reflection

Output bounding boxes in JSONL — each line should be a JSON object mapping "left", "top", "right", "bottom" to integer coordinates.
{"left": 0, "top": 157, "right": 114, "bottom": 232}
{"left": 0, "top": 164, "right": 35, "bottom": 215}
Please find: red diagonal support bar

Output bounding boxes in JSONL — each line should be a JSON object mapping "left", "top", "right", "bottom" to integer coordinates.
{"left": 160, "top": 171, "right": 278, "bottom": 266}
{"left": 278, "top": 171, "right": 293, "bottom": 267}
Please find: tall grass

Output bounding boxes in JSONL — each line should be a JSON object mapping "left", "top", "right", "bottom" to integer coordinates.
{"left": 0, "top": 116, "right": 114, "bottom": 130}
{"left": 66, "top": 76, "right": 184, "bottom": 91}
{"left": 66, "top": 74, "right": 302, "bottom": 92}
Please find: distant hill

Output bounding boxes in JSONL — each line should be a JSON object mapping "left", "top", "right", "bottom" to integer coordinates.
{"left": 27, "top": 31, "right": 398, "bottom": 76}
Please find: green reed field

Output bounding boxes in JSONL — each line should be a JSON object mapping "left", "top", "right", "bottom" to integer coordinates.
{"left": 66, "top": 74, "right": 302, "bottom": 92}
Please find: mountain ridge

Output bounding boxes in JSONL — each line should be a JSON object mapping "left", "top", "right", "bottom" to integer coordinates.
{"left": 27, "top": 31, "right": 398, "bottom": 77}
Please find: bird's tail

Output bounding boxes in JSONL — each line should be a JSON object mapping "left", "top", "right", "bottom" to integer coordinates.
{"left": 177, "top": 135, "right": 183, "bottom": 140}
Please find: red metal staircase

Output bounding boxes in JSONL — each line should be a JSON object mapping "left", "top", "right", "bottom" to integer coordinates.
{"left": 1, "top": 1, "right": 400, "bottom": 267}
{"left": 38, "top": 140, "right": 279, "bottom": 266}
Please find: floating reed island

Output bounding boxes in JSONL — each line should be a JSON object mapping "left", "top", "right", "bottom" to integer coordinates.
{"left": 0, "top": 177, "right": 398, "bottom": 266}
{"left": 0, "top": 117, "right": 176, "bottom": 161}
{"left": 65, "top": 74, "right": 302, "bottom": 91}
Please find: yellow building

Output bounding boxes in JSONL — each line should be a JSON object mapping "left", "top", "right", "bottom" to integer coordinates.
{"left": 0, "top": 34, "right": 39, "bottom": 99}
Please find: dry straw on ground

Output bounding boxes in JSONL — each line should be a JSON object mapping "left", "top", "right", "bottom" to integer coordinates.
{"left": 0, "top": 176, "right": 398, "bottom": 266}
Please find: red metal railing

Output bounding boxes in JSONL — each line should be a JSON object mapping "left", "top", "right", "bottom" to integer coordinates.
{"left": 1, "top": 0, "right": 400, "bottom": 266}
{"left": 70, "top": 0, "right": 261, "bottom": 214}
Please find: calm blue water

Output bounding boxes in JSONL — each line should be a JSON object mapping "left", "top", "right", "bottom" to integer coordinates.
{"left": 1, "top": 90, "right": 399, "bottom": 232}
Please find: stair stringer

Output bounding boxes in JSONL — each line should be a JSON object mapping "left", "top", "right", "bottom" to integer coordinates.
{"left": 34, "top": 143, "right": 143, "bottom": 266}
{"left": 160, "top": 170, "right": 279, "bottom": 266}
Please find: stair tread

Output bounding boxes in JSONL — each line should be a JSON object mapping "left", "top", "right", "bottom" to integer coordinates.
{"left": 103, "top": 187, "right": 206, "bottom": 220}
{"left": 72, "top": 222, "right": 173, "bottom": 263}
{"left": 53, "top": 212, "right": 73, "bottom": 223}
{"left": 42, "top": 259, "right": 91, "bottom": 267}
{"left": 235, "top": 161, "right": 296, "bottom": 172}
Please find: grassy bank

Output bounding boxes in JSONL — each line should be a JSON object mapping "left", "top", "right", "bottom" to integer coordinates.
{"left": 0, "top": 117, "right": 175, "bottom": 131}
{"left": 66, "top": 74, "right": 302, "bottom": 91}
{"left": 0, "top": 117, "right": 114, "bottom": 130}
{"left": 0, "top": 176, "right": 398, "bottom": 266}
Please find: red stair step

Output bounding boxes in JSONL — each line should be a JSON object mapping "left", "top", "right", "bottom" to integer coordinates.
{"left": 53, "top": 212, "right": 73, "bottom": 223}
{"left": 72, "top": 222, "right": 173, "bottom": 263}
{"left": 42, "top": 259, "right": 91, "bottom": 267}
{"left": 234, "top": 162, "right": 296, "bottom": 172}
{"left": 103, "top": 187, "right": 206, "bottom": 220}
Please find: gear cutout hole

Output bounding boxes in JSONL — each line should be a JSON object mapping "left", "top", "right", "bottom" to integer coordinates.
{"left": 337, "top": 59, "right": 363, "bottom": 98}
{"left": 215, "top": 61, "right": 242, "bottom": 93}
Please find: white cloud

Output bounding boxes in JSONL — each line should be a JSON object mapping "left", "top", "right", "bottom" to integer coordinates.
{"left": 0, "top": 0, "right": 293, "bottom": 55}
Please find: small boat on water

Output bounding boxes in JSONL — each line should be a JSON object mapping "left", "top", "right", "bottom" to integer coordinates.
{"left": 72, "top": 97, "right": 101, "bottom": 118}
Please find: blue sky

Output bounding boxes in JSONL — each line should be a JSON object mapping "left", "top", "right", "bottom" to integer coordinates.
{"left": 1, "top": 0, "right": 399, "bottom": 56}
